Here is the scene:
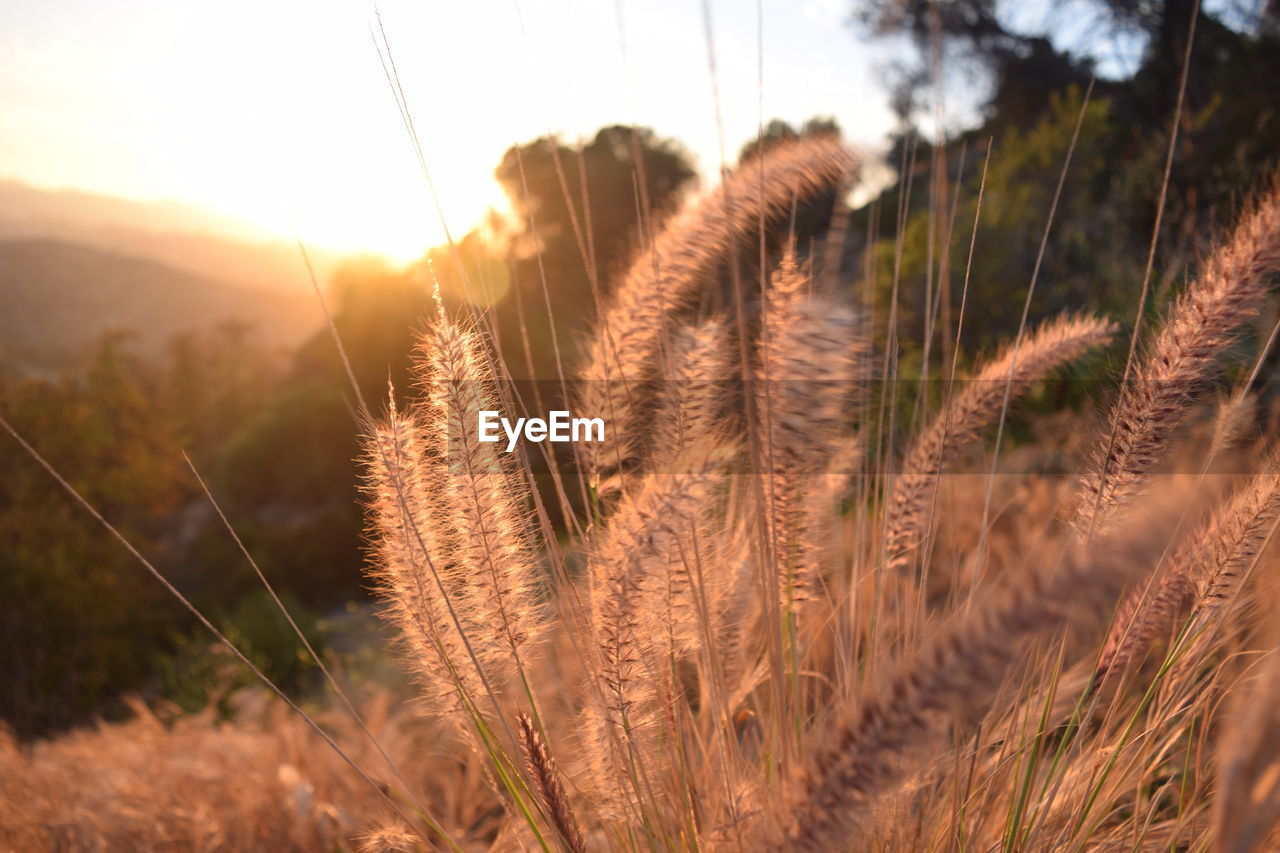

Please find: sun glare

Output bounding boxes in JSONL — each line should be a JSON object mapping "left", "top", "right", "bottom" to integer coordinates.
{"left": 0, "top": 0, "right": 895, "bottom": 267}
{"left": 141, "top": 1, "right": 522, "bottom": 264}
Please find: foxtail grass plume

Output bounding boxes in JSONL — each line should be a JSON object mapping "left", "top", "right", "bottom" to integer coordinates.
{"left": 579, "top": 136, "right": 855, "bottom": 482}
{"left": 884, "top": 313, "right": 1115, "bottom": 575}
{"left": 1076, "top": 186, "right": 1280, "bottom": 536}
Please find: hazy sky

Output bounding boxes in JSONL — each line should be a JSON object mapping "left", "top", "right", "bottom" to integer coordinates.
{"left": 0, "top": 0, "right": 900, "bottom": 260}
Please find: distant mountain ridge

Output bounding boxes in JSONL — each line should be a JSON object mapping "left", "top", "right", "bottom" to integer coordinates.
{"left": 0, "top": 239, "right": 319, "bottom": 371}
{"left": 0, "top": 179, "right": 339, "bottom": 298}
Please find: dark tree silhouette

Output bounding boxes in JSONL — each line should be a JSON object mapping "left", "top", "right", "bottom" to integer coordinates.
{"left": 496, "top": 125, "right": 697, "bottom": 302}
{"left": 738, "top": 116, "right": 842, "bottom": 164}
{"left": 855, "top": 0, "right": 1278, "bottom": 128}
{"left": 847, "top": 0, "right": 1280, "bottom": 371}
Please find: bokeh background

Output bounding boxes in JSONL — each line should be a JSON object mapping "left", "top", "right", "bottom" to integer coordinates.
{"left": 3, "top": 0, "right": 1278, "bottom": 738}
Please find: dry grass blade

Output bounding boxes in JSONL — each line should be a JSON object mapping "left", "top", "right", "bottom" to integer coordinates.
{"left": 581, "top": 447, "right": 729, "bottom": 819}
{"left": 649, "top": 318, "right": 735, "bottom": 471}
{"left": 0, "top": 696, "right": 469, "bottom": 852}
{"left": 358, "top": 825, "right": 423, "bottom": 853}
{"left": 361, "top": 308, "right": 549, "bottom": 747}
{"left": 1213, "top": 650, "right": 1280, "bottom": 853}
{"left": 754, "top": 527, "right": 1161, "bottom": 851}
{"left": 363, "top": 407, "right": 486, "bottom": 728}
{"left": 1209, "top": 392, "right": 1256, "bottom": 459}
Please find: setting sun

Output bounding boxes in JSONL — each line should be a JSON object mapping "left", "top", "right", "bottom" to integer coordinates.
{"left": 9, "top": 0, "right": 1276, "bottom": 850}
{"left": 1, "top": 0, "right": 893, "bottom": 263}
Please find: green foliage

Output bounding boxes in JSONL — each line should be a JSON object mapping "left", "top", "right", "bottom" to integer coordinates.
{"left": 211, "top": 380, "right": 363, "bottom": 607}
{"left": 874, "top": 88, "right": 1133, "bottom": 352}
{"left": 160, "top": 321, "right": 277, "bottom": 456}
{"left": 856, "top": 0, "right": 1280, "bottom": 364}
{"left": 496, "top": 124, "right": 697, "bottom": 284}
{"left": 0, "top": 328, "right": 348, "bottom": 736}
{"left": 0, "top": 337, "right": 184, "bottom": 736}
{"left": 493, "top": 125, "right": 698, "bottom": 376}
{"left": 739, "top": 116, "right": 841, "bottom": 163}
{"left": 159, "top": 589, "right": 322, "bottom": 715}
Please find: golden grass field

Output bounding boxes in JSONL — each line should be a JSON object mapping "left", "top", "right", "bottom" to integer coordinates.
{"left": 5, "top": 126, "right": 1280, "bottom": 853}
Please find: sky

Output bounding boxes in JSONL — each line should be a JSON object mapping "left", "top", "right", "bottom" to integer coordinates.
{"left": 0, "top": 0, "right": 902, "bottom": 262}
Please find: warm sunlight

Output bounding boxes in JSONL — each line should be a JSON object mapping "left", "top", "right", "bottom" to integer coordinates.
{"left": 1, "top": 0, "right": 894, "bottom": 262}
{"left": 10, "top": 0, "right": 1279, "bottom": 849}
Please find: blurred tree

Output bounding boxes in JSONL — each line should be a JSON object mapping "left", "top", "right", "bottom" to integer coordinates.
{"left": 0, "top": 336, "right": 185, "bottom": 736}
{"left": 1, "top": 324, "right": 344, "bottom": 736}
{"left": 291, "top": 255, "right": 432, "bottom": 403}
{"left": 856, "top": 0, "right": 1279, "bottom": 130}
{"left": 160, "top": 321, "right": 277, "bottom": 457}
{"left": 736, "top": 117, "right": 848, "bottom": 263}
{"left": 212, "top": 379, "right": 361, "bottom": 608}
{"left": 857, "top": 0, "right": 1094, "bottom": 126}
{"left": 496, "top": 124, "right": 697, "bottom": 295}
{"left": 871, "top": 89, "right": 1129, "bottom": 349}
{"left": 492, "top": 126, "right": 697, "bottom": 379}
{"left": 210, "top": 257, "right": 430, "bottom": 613}
{"left": 160, "top": 589, "right": 322, "bottom": 715}
{"left": 850, "top": 0, "right": 1280, "bottom": 361}
{"left": 738, "top": 116, "right": 842, "bottom": 163}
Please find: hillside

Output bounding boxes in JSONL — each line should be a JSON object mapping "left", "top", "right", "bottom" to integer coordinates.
{"left": 0, "top": 180, "right": 339, "bottom": 298}
{"left": 0, "top": 239, "right": 320, "bottom": 370}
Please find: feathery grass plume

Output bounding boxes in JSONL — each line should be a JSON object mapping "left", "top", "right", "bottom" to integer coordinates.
{"left": 1075, "top": 185, "right": 1280, "bottom": 536}
{"left": 581, "top": 446, "right": 729, "bottom": 820}
{"left": 1096, "top": 444, "right": 1280, "bottom": 686}
{"left": 578, "top": 136, "right": 855, "bottom": 481}
{"left": 362, "top": 307, "right": 548, "bottom": 743}
{"left": 705, "top": 497, "right": 767, "bottom": 699}
{"left": 517, "top": 712, "right": 587, "bottom": 853}
{"left": 756, "top": 252, "right": 861, "bottom": 611}
{"left": 752, "top": 527, "right": 1160, "bottom": 851}
{"left": 1213, "top": 650, "right": 1280, "bottom": 853}
{"left": 883, "top": 313, "right": 1115, "bottom": 575}
{"left": 1092, "top": 569, "right": 1196, "bottom": 689}
{"left": 798, "top": 431, "right": 866, "bottom": 609}
{"left": 358, "top": 825, "right": 422, "bottom": 853}
{"left": 363, "top": 406, "right": 486, "bottom": 727}
{"left": 649, "top": 318, "right": 735, "bottom": 471}
{"left": 1209, "top": 392, "right": 1256, "bottom": 460}
{"left": 417, "top": 309, "right": 548, "bottom": 687}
